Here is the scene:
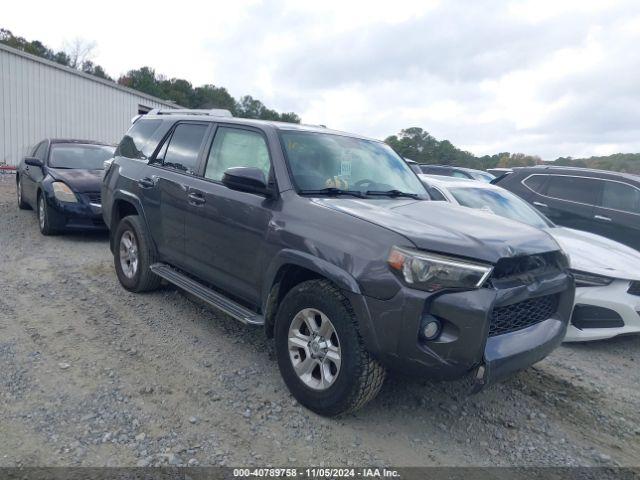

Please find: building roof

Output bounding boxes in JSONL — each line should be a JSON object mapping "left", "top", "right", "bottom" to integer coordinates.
{"left": 0, "top": 42, "right": 180, "bottom": 108}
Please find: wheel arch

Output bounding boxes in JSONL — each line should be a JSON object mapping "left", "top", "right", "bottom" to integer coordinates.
{"left": 108, "top": 193, "right": 153, "bottom": 254}
{"left": 262, "top": 250, "right": 361, "bottom": 338}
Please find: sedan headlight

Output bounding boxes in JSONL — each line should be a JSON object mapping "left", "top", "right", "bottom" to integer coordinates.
{"left": 388, "top": 246, "right": 493, "bottom": 292}
{"left": 571, "top": 270, "right": 613, "bottom": 287}
{"left": 52, "top": 182, "right": 78, "bottom": 203}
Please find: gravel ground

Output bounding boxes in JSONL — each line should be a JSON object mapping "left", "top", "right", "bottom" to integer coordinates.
{"left": 0, "top": 173, "right": 639, "bottom": 468}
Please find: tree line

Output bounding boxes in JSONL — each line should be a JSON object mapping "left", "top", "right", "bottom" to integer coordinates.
{"left": 3, "top": 28, "right": 640, "bottom": 174}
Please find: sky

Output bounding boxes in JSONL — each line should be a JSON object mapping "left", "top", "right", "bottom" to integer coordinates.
{"left": 3, "top": 0, "right": 640, "bottom": 159}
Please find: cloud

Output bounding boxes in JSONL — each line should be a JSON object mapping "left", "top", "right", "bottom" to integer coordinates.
{"left": 3, "top": 0, "right": 640, "bottom": 158}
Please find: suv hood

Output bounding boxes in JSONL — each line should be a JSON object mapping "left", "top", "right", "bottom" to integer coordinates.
{"left": 313, "top": 198, "right": 560, "bottom": 263}
{"left": 49, "top": 168, "right": 103, "bottom": 193}
{"left": 546, "top": 227, "right": 640, "bottom": 281}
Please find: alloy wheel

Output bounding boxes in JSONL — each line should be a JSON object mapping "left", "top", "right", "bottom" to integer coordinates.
{"left": 119, "top": 230, "right": 139, "bottom": 279}
{"left": 38, "top": 197, "right": 46, "bottom": 230}
{"left": 288, "top": 308, "right": 342, "bottom": 390}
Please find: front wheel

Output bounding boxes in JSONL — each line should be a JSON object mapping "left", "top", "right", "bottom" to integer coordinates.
{"left": 275, "top": 279, "right": 386, "bottom": 416}
{"left": 113, "top": 215, "right": 161, "bottom": 292}
{"left": 17, "top": 177, "right": 30, "bottom": 210}
{"left": 37, "top": 194, "right": 57, "bottom": 235}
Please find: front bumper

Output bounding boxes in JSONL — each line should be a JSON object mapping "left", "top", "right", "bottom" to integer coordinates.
{"left": 564, "top": 280, "right": 640, "bottom": 342}
{"left": 45, "top": 192, "right": 106, "bottom": 231}
{"left": 347, "top": 270, "right": 574, "bottom": 387}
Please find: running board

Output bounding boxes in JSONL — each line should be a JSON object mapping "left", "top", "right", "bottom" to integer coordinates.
{"left": 150, "top": 263, "right": 264, "bottom": 326}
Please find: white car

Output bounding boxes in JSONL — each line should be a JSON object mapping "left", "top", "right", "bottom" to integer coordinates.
{"left": 420, "top": 174, "right": 640, "bottom": 342}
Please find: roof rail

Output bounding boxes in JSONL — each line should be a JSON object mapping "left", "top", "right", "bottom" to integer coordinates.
{"left": 147, "top": 108, "right": 233, "bottom": 118}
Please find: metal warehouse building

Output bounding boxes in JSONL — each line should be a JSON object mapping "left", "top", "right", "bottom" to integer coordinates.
{"left": 0, "top": 43, "right": 177, "bottom": 167}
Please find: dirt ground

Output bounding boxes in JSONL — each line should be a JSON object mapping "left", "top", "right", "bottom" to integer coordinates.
{"left": 0, "top": 174, "right": 639, "bottom": 468}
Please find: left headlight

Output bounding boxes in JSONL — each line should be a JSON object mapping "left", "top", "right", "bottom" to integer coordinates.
{"left": 388, "top": 246, "right": 493, "bottom": 292}
{"left": 571, "top": 270, "right": 613, "bottom": 287}
{"left": 52, "top": 182, "right": 78, "bottom": 203}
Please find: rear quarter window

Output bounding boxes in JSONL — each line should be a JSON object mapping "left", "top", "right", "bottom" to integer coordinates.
{"left": 522, "top": 174, "right": 547, "bottom": 193}
{"left": 116, "top": 119, "right": 163, "bottom": 160}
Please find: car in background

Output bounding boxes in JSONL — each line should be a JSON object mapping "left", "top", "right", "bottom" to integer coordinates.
{"left": 487, "top": 167, "right": 513, "bottom": 178}
{"left": 493, "top": 166, "right": 640, "bottom": 252}
{"left": 16, "top": 139, "right": 114, "bottom": 235}
{"left": 418, "top": 164, "right": 495, "bottom": 182}
{"left": 403, "top": 158, "right": 423, "bottom": 175}
{"left": 420, "top": 174, "right": 640, "bottom": 342}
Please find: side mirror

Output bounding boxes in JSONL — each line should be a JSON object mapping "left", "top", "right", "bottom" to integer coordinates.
{"left": 222, "top": 167, "right": 272, "bottom": 197}
{"left": 24, "top": 157, "right": 44, "bottom": 168}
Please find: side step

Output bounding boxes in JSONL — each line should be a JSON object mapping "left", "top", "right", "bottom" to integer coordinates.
{"left": 150, "top": 263, "right": 265, "bottom": 326}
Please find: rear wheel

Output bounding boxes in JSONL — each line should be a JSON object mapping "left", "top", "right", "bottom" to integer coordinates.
{"left": 37, "top": 194, "right": 57, "bottom": 235}
{"left": 113, "top": 215, "right": 161, "bottom": 292}
{"left": 17, "top": 177, "right": 30, "bottom": 210}
{"left": 275, "top": 279, "right": 386, "bottom": 416}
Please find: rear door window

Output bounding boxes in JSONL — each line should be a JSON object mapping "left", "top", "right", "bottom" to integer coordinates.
{"left": 156, "top": 123, "right": 208, "bottom": 175}
{"left": 545, "top": 175, "right": 600, "bottom": 205}
{"left": 601, "top": 181, "right": 640, "bottom": 213}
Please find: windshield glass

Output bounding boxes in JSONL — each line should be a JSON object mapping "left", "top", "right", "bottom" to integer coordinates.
{"left": 468, "top": 171, "right": 495, "bottom": 182}
{"left": 280, "top": 131, "right": 427, "bottom": 197}
{"left": 49, "top": 144, "right": 115, "bottom": 169}
{"left": 449, "top": 186, "right": 552, "bottom": 228}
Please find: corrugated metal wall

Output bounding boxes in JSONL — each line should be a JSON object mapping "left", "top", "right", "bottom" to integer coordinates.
{"left": 0, "top": 44, "right": 177, "bottom": 166}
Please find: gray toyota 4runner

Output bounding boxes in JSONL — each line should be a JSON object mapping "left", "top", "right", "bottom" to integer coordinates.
{"left": 102, "top": 109, "right": 575, "bottom": 416}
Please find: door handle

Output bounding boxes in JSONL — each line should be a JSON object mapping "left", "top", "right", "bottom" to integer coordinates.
{"left": 138, "top": 177, "right": 156, "bottom": 189}
{"left": 188, "top": 192, "right": 206, "bottom": 205}
{"left": 533, "top": 201, "right": 548, "bottom": 208}
{"left": 594, "top": 214, "right": 611, "bottom": 222}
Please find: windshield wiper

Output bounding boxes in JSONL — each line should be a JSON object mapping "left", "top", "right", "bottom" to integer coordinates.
{"left": 298, "top": 188, "right": 366, "bottom": 198}
{"left": 365, "top": 189, "right": 421, "bottom": 199}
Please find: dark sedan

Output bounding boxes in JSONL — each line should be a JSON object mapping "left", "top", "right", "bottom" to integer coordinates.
{"left": 16, "top": 139, "right": 115, "bottom": 235}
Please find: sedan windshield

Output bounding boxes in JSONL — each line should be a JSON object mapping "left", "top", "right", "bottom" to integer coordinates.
{"left": 449, "top": 187, "right": 552, "bottom": 229}
{"left": 280, "top": 131, "right": 427, "bottom": 197}
{"left": 49, "top": 144, "right": 115, "bottom": 169}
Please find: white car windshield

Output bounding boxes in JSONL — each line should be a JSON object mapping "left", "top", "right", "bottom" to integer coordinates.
{"left": 449, "top": 187, "right": 552, "bottom": 229}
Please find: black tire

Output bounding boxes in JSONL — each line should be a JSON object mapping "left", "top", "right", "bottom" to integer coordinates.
{"left": 274, "top": 279, "right": 386, "bottom": 416}
{"left": 17, "top": 176, "right": 30, "bottom": 210}
{"left": 37, "top": 193, "right": 57, "bottom": 236}
{"left": 113, "top": 215, "right": 161, "bottom": 292}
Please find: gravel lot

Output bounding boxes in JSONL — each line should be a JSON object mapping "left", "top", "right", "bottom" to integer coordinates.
{"left": 0, "top": 173, "right": 639, "bottom": 468}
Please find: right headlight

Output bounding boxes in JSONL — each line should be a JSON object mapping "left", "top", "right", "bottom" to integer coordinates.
{"left": 571, "top": 270, "right": 613, "bottom": 287}
{"left": 52, "top": 181, "right": 78, "bottom": 203}
{"left": 387, "top": 246, "right": 493, "bottom": 292}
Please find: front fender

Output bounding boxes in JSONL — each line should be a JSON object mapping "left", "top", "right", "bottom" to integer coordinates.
{"left": 261, "top": 249, "right": 361, "bottom": 311}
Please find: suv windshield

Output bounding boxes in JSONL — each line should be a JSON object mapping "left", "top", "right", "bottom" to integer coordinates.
{"left": 449, "top": 186, "right": 552, "bottom": 229}
{"left": 280, "top": 131, "right": 427, "bottom": 197}
{"left": 49, "top": 144, "right": 115, "bottom": 169}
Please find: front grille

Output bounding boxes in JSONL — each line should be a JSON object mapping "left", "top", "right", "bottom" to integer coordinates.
{"left": 628, "top": 281, "right": 640, "bottom": 296}
{"left": 489, "top": 294, "right": 559, "bottom": 337}
{"left": 86, "top": 192, "right": 101, "bottom": 204}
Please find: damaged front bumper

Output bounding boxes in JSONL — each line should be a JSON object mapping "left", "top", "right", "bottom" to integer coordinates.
{"left": 348, "top": 269, "right": 574, "bottom": 388}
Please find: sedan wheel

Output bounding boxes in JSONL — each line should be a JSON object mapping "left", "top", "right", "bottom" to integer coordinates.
{"left": 38, "top": 196, "right": 46, "bottom": 230}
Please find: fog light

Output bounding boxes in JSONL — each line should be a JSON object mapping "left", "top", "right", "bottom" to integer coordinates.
{"left": 420, "top": 317, "right": 441, "bottom": 340}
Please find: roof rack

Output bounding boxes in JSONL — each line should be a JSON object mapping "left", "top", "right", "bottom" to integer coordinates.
{"left": 147, "top": 108, "right": 233, "bottom": 118}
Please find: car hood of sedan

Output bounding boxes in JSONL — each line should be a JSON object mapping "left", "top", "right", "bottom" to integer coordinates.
{"left": 49, "top": 168, "right": 103, "bottom": 192}
{"left": 545, "top": 227, "right": 640, "bottom": 281}
{"left": 312, "top": 198, "right": 561, "bottom": 264}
